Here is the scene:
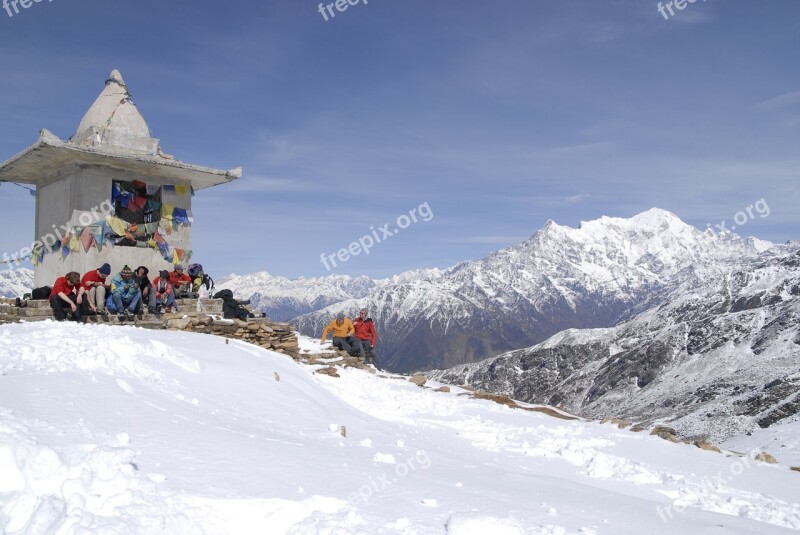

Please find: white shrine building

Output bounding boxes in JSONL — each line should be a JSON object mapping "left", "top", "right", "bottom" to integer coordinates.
{"left": 0, "top": 70, "right": 241, "bottom": 286}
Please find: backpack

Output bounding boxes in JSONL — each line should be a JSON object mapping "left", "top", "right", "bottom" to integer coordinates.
{"left": 188, "top": 263, "right": 203, "bottom": 278}
{"left": 213, "top": 289, "right": 233, "bottom": 300}
{"left": 31, "top": 286, "right": 52, "bottom": 300}
{"left": 213, "top": 289, "right": 252, "bottom": 320}
{"left": 193, "top": 273, "right": 214, "bottom": 294}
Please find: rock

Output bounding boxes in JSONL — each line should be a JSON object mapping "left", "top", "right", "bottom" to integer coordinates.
{"left": 315, "top": 367, "right": 340, "bottom": 378}
{"left": 694, "top": 440, "right": 721, "bottom": 453}
{"left": 167, "top": 317, "right": 192, "bottom": 330}
{"left": 601, "top": 417, "right": 631, "bottom": 429}
{"left": 409, "top": 375, "right": 427, "bottom": 387}
{"left": 755, "top": 452, "right": 778, "bottom": 464}
{"left": 434, "top": 386, "right": 451, "bottom": 393}
{"left": 791, "top": 466, "right": 800, "bottom": 472}
{"left": 650, "top": 426, "right": 679, "bottom": 443}
{"left": 523, "top": 406, "right": 579, "bottom": 421}
{"left": 471, "top": 391, "right": 517, "bottom": 408}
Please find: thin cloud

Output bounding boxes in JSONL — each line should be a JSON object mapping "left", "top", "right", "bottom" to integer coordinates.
{"left": 753, "top": 91, "right": 800, "bottom": 110}
{"left": 452, "top": 236, "right": 528, "bottom": 245}
{"left": 565, "top": 193, "right": 590, "bottom": 204}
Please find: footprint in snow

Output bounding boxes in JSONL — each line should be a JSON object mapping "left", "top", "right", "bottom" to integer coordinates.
{"left": 115, "top": 378, "right": 133, "bottom": 393}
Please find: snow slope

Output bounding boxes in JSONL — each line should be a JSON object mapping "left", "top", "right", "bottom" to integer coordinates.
{"left": 1, "top": 322, "right": 799, "bottom": 534}
{"left": 0, "top": 268, "right": 33, "bottom": 298}
{"left": 722, "top": 418, "right": 800, "bottom": 467}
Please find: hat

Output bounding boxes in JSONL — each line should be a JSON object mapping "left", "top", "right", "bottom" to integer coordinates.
{"left": 336, "top": 312, "right": 345, "bottom": 320}
{"left": 174, "top": 264, "right": 184, "bottom": 270}
{"left": 121, "top": 265, "right": 133, "bottom": 276}
{"left": 99, "top": 263, "right": 111, "bottom": 275}
{"left": 159, "top": 270, "right": 170, "bottom": 280}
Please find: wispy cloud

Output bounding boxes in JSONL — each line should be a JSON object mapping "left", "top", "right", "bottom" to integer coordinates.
{"left": 565, "top": 193, "right": 590, "bottom": 204}
{"left": 451, "top": 236, "right": 528, "bottom": 245}
{"left": 753, "top": 90, "right": 800, "bottom": 110}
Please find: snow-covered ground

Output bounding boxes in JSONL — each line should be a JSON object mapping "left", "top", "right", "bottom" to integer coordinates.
{"left": 1, "top": 322, "right": 799, "bottom": 534}
{"left": 722, "top": 419, "right": 800, "bottom": 467}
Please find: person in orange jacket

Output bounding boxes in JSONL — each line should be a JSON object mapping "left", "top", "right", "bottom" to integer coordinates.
{"left": 321, "top": 312, "right": 357, "bottom": 354}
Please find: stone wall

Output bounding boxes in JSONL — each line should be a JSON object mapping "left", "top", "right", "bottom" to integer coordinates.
{"left": 166, "top": 314, "right": 299, "bottom": 357}
{"left": 0, "top": 297, "right": 300, "bottom": 357}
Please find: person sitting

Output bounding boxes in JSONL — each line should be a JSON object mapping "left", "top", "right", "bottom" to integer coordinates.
{"left": 170, "top": 264, "right": 194, "bottom": 298}
{"left": 149, "top": 270, "right": 177, "bottom": 313}
{"left": 320, "top": 312, "right": 357, "bottom": 354}
{"left": 189, "top": 265, "right": 214, "bottom": 298}
{"left": 135, "top": 266, "right": 152, "bottom": 306}
{"left": 49, "top": 271, "right": 82, "bottom": 322}
{"left": 78, "top": 263, "right": 111, "bottom": 315}
{"left": 353, "top": 308, "right": 379, "bottom": 366}
{"left": 106, "top": 265, "right": 142, "bottom": 318}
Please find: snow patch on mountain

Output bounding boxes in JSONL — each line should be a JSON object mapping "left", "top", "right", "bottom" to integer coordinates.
{"left": 215, "top": 271, "right": 383, "bottom": 321}
{"left": 0, "top": 267, "right": 33, "bottom": 298}
{"left": 428, "top": 246, "right": 800, "bottom": 443}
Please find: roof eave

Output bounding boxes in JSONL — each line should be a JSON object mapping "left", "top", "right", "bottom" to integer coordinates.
{"left": 0, "top": 129, "right": 241, "bottom": 190}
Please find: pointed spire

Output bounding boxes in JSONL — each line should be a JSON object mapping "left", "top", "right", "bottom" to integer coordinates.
{"left": 72, "top": 69, "right": 160, "bottom": 155}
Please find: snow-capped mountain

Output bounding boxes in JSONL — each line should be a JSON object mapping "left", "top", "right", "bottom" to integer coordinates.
{"left": 215, "top": 271, "right": 384, "bottom": 321}
{"left": 0, "top": 267, "right": 33, "bottom": 298}
{"left": 429, "top": 245, "right": 800, "bottom": 442}
{"left": 294, "top": 209, "right": 775, "bottom": 373}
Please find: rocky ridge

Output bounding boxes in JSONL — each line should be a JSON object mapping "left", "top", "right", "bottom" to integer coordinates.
{"left": 428, "top": 245, "right": 800, "bottom": 442}
{"left": 294, "top": 209, "right": 775, "bottom": 373}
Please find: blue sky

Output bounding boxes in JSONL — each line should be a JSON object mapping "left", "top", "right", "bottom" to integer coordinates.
{"left": 0, "top": 0, "right": 798, "bottom": 279}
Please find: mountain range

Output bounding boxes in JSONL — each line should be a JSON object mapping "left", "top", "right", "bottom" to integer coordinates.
{"left": 215, "top": 272, "right": 380, "bottom": 321}
{"left": 428, "top": 244, "right": 800, "bottom": 442}
{"left": 0, "top": 267, "right": 33, "bottom": 298}
{"left": 290, "top": 209, "right": 776, "bottom": 373}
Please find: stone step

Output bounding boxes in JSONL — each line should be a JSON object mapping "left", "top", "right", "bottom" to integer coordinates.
{"left": 7, "top": 298, "right": 223, "bottom": 313}
{"left": 13, "top": 308, "right": 56, "bottom": 318}
{"left": 17, "top": 300, "right": 50, "bottom": 309}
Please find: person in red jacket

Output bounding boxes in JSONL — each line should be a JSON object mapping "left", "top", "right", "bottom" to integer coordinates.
{"left": 353, "top": 308, "right": 378, "bottom": 367}
{"left": 79, "top": 263, "right": 111, "bottom": 315}
{"left": 49, "top": 271, "right": 82, "bottom": 321}
{"left": 169, "top": 264, "right": 194, "bottom": 298}
{"left": 149, "top": 270, "right": 177, "bottom": 313}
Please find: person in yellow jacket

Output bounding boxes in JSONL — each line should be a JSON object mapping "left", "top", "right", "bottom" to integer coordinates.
{"left": 321, "top": 312, "right": 357, "bottom": 354}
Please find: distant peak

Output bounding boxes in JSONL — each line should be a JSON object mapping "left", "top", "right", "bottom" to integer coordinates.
{"left": 629, "top": 208, "right": 682, "bottom": 222}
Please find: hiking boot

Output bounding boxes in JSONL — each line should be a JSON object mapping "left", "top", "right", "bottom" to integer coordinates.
{"left": 97, "top": 308, "right": 108, "bottom": 315}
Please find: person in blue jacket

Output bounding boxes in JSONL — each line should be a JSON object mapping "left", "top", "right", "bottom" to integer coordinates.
{"left": 106, "top": 265, "right": 142, "bottom": 318}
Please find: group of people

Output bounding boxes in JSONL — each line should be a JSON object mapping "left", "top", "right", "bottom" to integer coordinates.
{"left": 48, "top": 263, "right": 198, "bottom": 321}
{"left": 320, "top": 309, "right": 379, "bottom": 367}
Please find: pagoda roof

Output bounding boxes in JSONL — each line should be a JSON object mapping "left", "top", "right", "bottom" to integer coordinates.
{"left": 0, "top": 129, "right": 241, "bottom": 190}
{"left": 0, "top": 70, "right": 241, "bottom": 190}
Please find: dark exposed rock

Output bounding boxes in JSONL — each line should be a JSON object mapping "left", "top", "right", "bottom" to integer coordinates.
{"left": 429, "top": 246, "right": 800, "bottom": 442}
